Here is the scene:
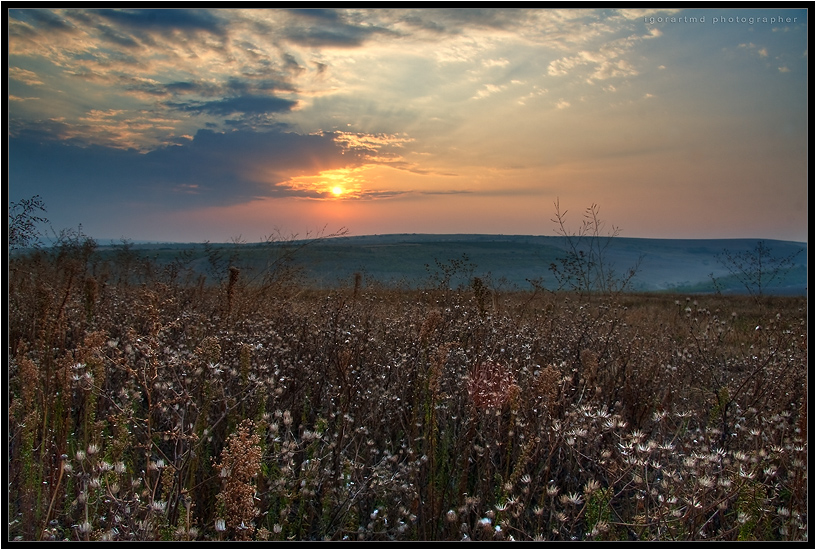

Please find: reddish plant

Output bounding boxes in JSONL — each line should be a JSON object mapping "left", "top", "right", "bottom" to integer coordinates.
{"left": 468, "top": 360, "right": 519, "bottom": 411}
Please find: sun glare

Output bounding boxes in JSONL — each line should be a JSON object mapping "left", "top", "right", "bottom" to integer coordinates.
{"left": 279, "top": 167, "right": 368, "bottom": 199}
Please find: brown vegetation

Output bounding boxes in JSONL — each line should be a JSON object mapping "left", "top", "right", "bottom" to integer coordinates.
{"left": 7, "top": 240, "right": 808, "bottom": 541}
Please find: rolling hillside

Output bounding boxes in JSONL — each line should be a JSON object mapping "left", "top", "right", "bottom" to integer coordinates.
{"left": 90, "top": 234, "right": 808, "bottom": 295}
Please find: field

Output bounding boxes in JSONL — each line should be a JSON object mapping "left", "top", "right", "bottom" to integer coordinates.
{"left": 7, "top": 237, "right": 809, "bottom": 542}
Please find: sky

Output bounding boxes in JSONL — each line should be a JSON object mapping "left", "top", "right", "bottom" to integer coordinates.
{"left": 7, "top": 7, "right": 810, "bottom": 243}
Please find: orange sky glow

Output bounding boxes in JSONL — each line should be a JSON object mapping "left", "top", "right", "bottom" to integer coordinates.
{"left": 8, "top": 8, "right": 809, "bottom": 243}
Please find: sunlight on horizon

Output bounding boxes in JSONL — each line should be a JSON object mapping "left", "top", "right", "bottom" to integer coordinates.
{"left": 281, "top": 167, "right": 365, "bottom": 199}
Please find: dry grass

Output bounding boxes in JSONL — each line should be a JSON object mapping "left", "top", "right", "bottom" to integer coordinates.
{"left": 7, "top": 244, "right": 808, "bottom": 541}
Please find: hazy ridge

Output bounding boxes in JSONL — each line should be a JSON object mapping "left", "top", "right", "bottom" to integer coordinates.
{"left": 93, "top": 234, "right": 808, "bottom": 295}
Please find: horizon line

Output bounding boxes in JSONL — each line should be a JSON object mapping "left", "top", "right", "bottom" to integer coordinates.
{"left": 44, "top": 232, "right": 808, "bottom": 247}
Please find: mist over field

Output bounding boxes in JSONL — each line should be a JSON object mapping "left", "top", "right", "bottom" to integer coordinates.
{"left": 88, "top": 234, "right": 807, "bottom": 295}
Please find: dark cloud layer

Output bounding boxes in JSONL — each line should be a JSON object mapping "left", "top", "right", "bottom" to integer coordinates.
{"left": 282, "top": 8, "right": 396, "bottom": 47}
{"left": 9, "top": 8, "right": 74, "bottom": 31}
{"left": 168, "top": 95, "right": 298, "bottom": 116}
{"left": 92, "top": 8, "right": 223, "bottom": 34}
{"left": 8, "top": 129, "right": 360, "bottom": 212}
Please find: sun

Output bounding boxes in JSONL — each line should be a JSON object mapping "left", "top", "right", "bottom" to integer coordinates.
{"left": 284, "top": 168, "right": 360, "bottom": 198}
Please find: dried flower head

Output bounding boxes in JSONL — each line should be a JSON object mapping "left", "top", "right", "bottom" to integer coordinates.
{"left": 468, "top": 361, "right": 519, "bottom": 411}
{"left": 215, "top": 419, "right": 262, "bottom": 540}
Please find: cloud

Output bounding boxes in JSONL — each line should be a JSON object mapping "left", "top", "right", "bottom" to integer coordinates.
{"left": 327, "top": 132, "right": 452, "bottom": 176}
{"left": 7, "top": 7, "right": 674, "bottom": 155}
{"left": 517, "top": 86, "right": 547, "bottom": 105}
{"left": 168, "top": 95, "right": 298, "bottom": 116}
{"left": 280, "top": 8, "right": 395, "bottom": 47}
{"left": 388, "top": 8, "right": 531, "bottom": 35}
{"left": 472, "top": 83, "right": 506, "bottom": 99}
{"left": 331, "top": 131, "right": 413, "bottom": 152}
{"left": 482, "top": 57, "right": 510, "bottom": 68}
{"left": 9, "top": 128, "right": 362, "bottom": 210}
{"left": 9, "top": 67, "right": 44, "bottom": 86}
{"left": 739, "top": 42, "right": 770, "bottom": 60}
{"left": 418, "top": 189, "right": 472, "bottom": 195}
{"left": 9, "top": 122, "right": 438, "bottom": 210}
{"left": 96, "top": 23, "right": 141, "bottom": 48}
{"left": 616, "top": 8, "right": 682, "bottom": 20}
{"left": 8, "top": 8, "right": 75, "bottom": 32}
{"left": 589, "top": 58, "right": 637, "bottom": 81}
{"left": 286, "top": 8, "right": 343, "bottom": 22}
{"left": 92, "top": 8, "right": 223, "bottom": 34}
{"left": 546, "top": 25, "right": 664, "bottom": 83}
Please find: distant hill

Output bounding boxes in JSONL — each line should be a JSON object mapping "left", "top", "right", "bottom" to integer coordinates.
{"left": 88, "top": 234, "right": 808, "bottom": 295}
